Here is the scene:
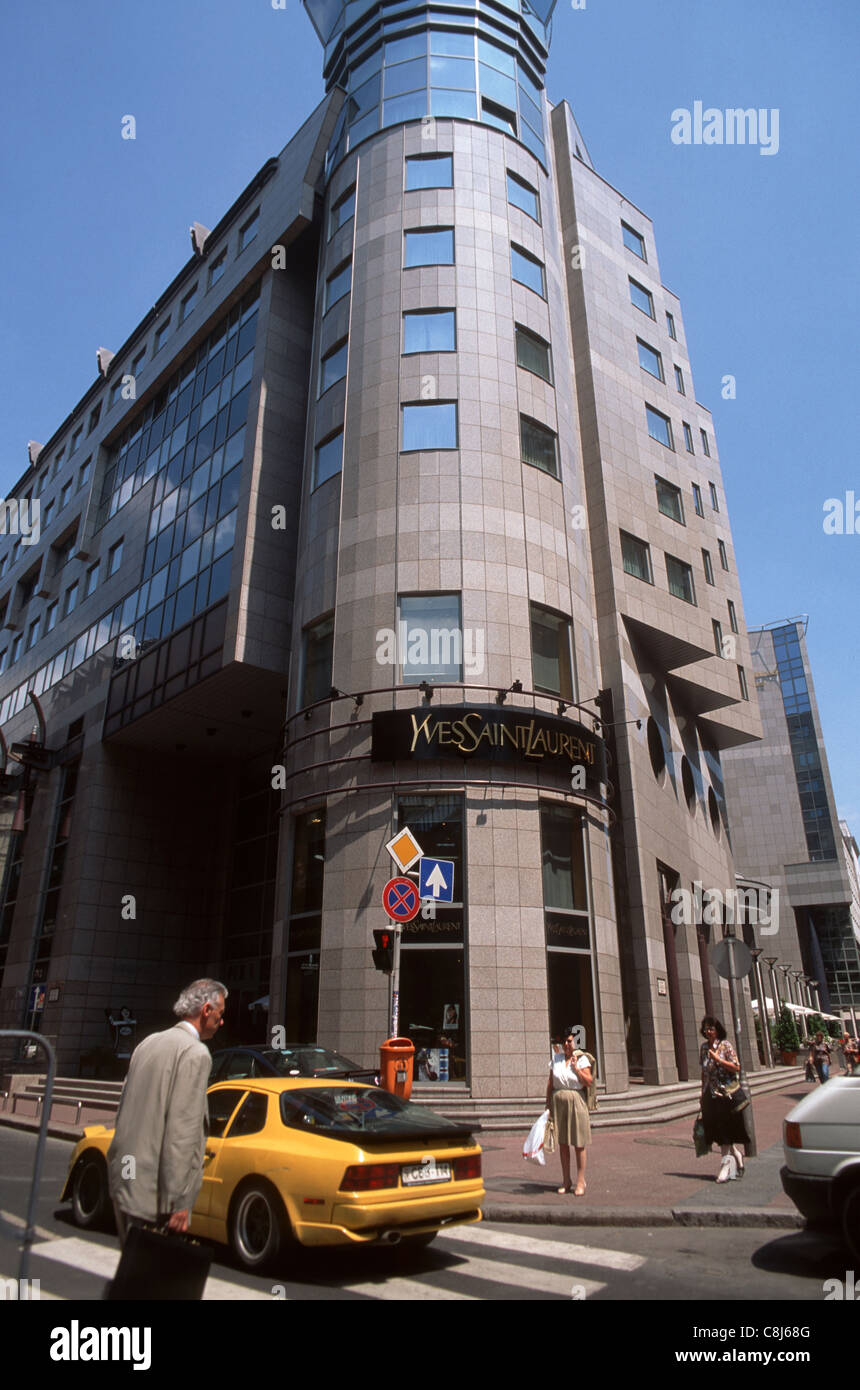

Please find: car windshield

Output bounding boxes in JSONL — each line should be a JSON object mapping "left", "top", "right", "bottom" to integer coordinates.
{"left": 261, "top": 1047, "right": 367, "bottom": 1076}
{"left": 280, "top": 1087, "right": 462, "bottom": 1135}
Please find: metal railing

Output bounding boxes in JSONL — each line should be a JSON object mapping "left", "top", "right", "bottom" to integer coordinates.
{"left": 0, "top": 1030, "right": 56, "bottom": 1283}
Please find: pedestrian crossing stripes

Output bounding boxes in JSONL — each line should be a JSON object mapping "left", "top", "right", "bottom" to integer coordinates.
{"left": 18, "top": 1222, "right": 648, "bottom": 1301}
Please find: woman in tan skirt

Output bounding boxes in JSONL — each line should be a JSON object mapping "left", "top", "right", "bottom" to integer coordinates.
{"left": 545, "top": 1032, "right": 593, "bottom": 1195}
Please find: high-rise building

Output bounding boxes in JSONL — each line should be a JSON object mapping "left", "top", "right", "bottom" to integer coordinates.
{"left": 0, "top": 1, "right": 763, "bottom": 1096}
{"left": 722, "top": 621, "right": 860, "bottom": 1021}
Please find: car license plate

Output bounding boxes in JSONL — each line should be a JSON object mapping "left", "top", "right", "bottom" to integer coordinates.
{"left": 401, "top": 1161, "right": 452, "bottom": 1186}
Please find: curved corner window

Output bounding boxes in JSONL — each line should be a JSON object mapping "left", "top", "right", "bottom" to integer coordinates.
{"left": 314, "top": 431, "right": 343, "bottom": 489}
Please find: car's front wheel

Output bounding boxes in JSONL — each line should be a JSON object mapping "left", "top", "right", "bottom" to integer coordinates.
{"left": 228, "top": 1181, "right": 288, "bottom": 1271}
{"left": 71, "top": 1155, "right": 111, "bottom": 1230}
{"left": 840, "top": 1182, "right": 860, "bottom": 1262}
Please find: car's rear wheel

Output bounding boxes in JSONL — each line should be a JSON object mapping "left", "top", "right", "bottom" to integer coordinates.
{"left": 71, "top": 1155, "right": 111, "bottom": 1230}
{"left": 229, "top": 1181, "right": 288, "bottom": 1271}
{"left": 840, "top": 1182, "right": 860, "bottom": 1262}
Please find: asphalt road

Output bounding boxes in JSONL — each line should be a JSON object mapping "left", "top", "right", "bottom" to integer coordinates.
{"left": 1, "top": 1126, "right": 853, "bottom": 1308}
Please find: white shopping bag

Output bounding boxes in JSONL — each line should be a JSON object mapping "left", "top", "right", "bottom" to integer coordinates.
{"left": 523, "top": 1108, "right": 550, "bottom": 1166}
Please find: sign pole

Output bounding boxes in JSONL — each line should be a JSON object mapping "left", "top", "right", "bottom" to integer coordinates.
{"left": 391, "top": 925, "right": 401, "bottom": 1036}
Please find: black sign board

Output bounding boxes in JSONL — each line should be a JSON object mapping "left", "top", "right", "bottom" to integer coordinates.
{"left": 371, "top": 705, "right": 606, "bottom": 792}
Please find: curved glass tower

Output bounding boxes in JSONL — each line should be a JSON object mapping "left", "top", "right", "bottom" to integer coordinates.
{"left": 303, "top": 0, "right": 557, "bottom": 170}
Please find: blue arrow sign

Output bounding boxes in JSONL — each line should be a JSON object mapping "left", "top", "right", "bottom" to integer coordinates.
{"left": 419, "top": 857, "right": 454, "bottom": 902}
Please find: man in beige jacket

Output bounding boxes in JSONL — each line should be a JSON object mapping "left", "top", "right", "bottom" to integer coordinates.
{"left": 107, "top": 978, "right": 226, "bottom": 1242}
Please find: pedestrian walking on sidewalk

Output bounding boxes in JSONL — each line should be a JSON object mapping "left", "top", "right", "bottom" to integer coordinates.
{"left": 809, "top": 1032, "right": 832, "bottom": 1084}
{"left": 545, "top": 1032, "right": 592, "bottom": 1196}
{"left": 699, "top": 1016, "right": 749, "bottom": 1183}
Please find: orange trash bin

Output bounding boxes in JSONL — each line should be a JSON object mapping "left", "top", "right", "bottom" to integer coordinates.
{"left": 379, "top": 1037, "right": 415, "bottom": 1100}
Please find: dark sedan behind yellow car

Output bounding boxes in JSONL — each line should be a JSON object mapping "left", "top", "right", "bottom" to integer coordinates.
{"left": 62, "top": 1078, "right": 483, "bottom": 1270}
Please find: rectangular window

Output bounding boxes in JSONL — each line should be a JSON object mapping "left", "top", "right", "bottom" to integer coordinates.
{"left": 520, "top": 416, "right": 558, "bottom": 477}
{"left": 314, "top": 431, "right": 343, "bottom": 488}
{"left": 406, "top": 154, "right": 453, "bottom": 190}
{"left": 629, "top": 278, "right": 655, "bottom": 318}
{"left": 683, "top": 422, "right": 695, "bottom": 454}
{"left": 78, "top": 458, "right": 91, "bottom": 490}
{"left": 325, "top": 260, "right": 352, "bottom": 311}
{"left": 637, "top": 339, "right": 664, "bottom": 381}
{"left": 702, "top": 549, "right": 715, "bottom": 585}
{"left": 506, "top": 171, "right": 540, "bottom": 222}
{"left": 60, "top": 480, "right": 73, "bottom": 510}
{"left": 401, "top": 402, "right": 458, "bottom": 451}
{"left": 70, "top": 428, "right": 82, "bottom": 455}
{"left": 329, "top": 187, "right": 356, "bottom": 238}
{"left": 109, "top": 377, "right": 124, "bottom": 409}
{"left": 738, "top": 665, "right": 749, "bottom": 700}
{"left": 621, "top": 221, "right": 647, "bottom": 260}
{"left": 713, "top": 619, "right": 724, "bottom": 657}
{"left": 728, "top": 599, "right": 738, "bottom": 633}
{"left": 238, "top": 209, "right": 259, "bottom": 252}
{"left": 665, "top": 555, "right": 696, "bottom": 605}
{"left": 646, "top": 405, "right": 673, "bottom": 450}
{"left": 621, "top": 531, "right": 653, "bottom": 584}
{"left": 10, "top": 633, "right": 22, "bottom": 665}
{"left": 530, "top": 604, "right": 573, "bottom": 700}
{"left": 700, "top": 428, "right": 711, "bottom": 457}
{"left": 88, "top": 404, "right": 101, "bottom": 434}
{"left": 108, "top": 538, "right": 123, "bottom": 576}
{"left": 132, "top": 348, "right": 146, "bottom": 377}
{"left": 511, "top": 244, "right": 545, "bottom": 296}
{"left": 46, "top": 599, "right": 58, "bottom": 633}
{"left": 301, "top": 616, "right": 334, "bottom": 707}
{"left": 692, "top": 482, "right": 704, "bottom": 517}
{"left": 403, "top": 309, "right": 456, "bottom": 354}
{"left": 63, "top": 581, "right": 79, "bottom": 618}
{"left": 709, "top": 482, "right": 720, "bottom": 511}
{"left": 154, "top": 319, "right": 171, "bottom": 354}
{"left": 36, "top": 470, "right": 48, "bottom": 497}
{"left": 718, "top": 539, "right": 729, "bottom": 571}
{"left": 26, "top": 617, "right": 40, "bottom": 651}
{"left": 404, "top": 228, "right": 454, "bottom": 267}
{"left": 666, "top": 311, "right": 677, "bottom": 340}
{"left": 43, "top": 499, "right": 54, "bottom": 528}
{"left": 319, "top": 340, "right": 348, "bottom": 394}
{"left": 208, "top": 248, "right": 228, "bottom": 287}
{"left": 655, "top": 476, "right": 684, "bottom": 524}
{"left": 481, "top": 96, "right": 517, "bottom": 135}
{"left": 180, "top": 286, "right": 197, "bottom": 323}
{"left": 85, "top": 562, "right": 100, "bottom": 597}
{"left": 399, "top": 593, "right": 463, "bottom": 683}
{"left": 515, "top": 326, "right": 552, "bottom": 382}
{"left": 674, "top": 365, "right": 686, "bottom": 395}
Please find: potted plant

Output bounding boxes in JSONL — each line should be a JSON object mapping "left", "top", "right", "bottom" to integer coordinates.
{"left": 774, "top": 1005, "right": 801, "bottom": 1064}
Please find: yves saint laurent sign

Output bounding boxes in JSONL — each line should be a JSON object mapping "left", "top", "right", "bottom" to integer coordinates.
{"left": 371, "top": 706, "right": 606, "bottom": 790}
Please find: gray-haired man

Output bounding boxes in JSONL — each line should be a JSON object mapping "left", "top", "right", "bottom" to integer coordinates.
{"left": 107, "top": 978, "right": 227, "bottom": 1242}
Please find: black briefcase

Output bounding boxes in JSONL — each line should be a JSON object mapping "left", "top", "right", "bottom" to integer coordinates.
{"left": 106, "top": 1223, "right": 212, "bottom": 1301}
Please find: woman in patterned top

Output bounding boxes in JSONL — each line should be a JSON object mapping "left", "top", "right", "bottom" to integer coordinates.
{"left": 699, "top": 1015, "right": 747, "bottom": 1183}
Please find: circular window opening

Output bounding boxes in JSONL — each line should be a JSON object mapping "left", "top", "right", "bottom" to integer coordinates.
{"left": 681, "top": 756, "right": 696, "bottom": 812}
{"left": 708, "top": 786, "right": 721, "bottom": 836}
{"left": 647, "top": 718, "right": 666, "bottom": 781}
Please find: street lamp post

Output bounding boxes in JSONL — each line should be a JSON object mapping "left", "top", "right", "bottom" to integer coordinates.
{"left": 750, "top": 948, "right": 772, "bottom": 1067}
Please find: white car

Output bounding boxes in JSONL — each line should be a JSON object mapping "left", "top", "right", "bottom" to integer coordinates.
{"left": 781, "top": 1075, "right": 860, "bottom": 1258}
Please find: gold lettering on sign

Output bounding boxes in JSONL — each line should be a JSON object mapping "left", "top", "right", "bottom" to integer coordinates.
{"left": 407, "top": 710, "right": 597, "bottom": 767}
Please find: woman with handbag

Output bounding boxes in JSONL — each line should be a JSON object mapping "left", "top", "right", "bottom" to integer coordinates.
{"left": 545, "top": 1032, "right": 592, "bottom": 1196}
{"left": 809, "top": 1032, "right": 832, "bottom": 1084}
{"left": 699, "top": 1016, "right": 748, "bottom": 1183}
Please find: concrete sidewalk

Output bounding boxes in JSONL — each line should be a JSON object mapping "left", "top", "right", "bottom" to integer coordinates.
{"left": 480, "top": 1079, "right": 812, "bottom": 1229}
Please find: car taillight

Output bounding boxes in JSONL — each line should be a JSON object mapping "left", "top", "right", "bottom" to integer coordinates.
{"left": 340, "top": 1163, "right": 400, "bottom": 1191}
{"left": 784, "top": 1121, "right": 802, "bottom": 1149}
{"left": 453, "top": 1154, "right": 482, "bottom": 1180}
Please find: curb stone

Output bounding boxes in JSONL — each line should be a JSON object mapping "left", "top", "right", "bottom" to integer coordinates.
{"left": 482, "top": 1203, "right": 803, "bottom": 1230}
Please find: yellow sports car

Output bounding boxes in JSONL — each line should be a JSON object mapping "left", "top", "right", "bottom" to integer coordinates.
{"left": 61, "top": 1078, "right": 483, "bottom": 1270}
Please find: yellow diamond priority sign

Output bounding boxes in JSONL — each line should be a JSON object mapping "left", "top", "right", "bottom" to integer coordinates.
{"left": 385, "top": 827, "right": 423, "bottom": 873}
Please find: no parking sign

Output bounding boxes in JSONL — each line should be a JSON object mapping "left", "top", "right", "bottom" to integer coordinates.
{"left": 382, "top": 877, "right": 420, "bottom": 922}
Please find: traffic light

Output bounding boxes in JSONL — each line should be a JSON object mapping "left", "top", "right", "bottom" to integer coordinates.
{"left": 372, "top": 929, "right": 394, "bottom": 974}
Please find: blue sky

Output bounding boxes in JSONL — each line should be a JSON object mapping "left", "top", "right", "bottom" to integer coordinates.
{"left": 0, "top": 0, "right": 857, "bottom": 825}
